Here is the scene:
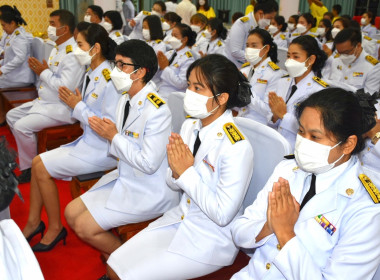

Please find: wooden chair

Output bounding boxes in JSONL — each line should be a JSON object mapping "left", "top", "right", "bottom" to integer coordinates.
{"left": 70, "top": 171, "right": 105, "bottom": 199}
{"left": 116, "top": 217, "right": 160, "bottom": 243}
{"left": 1, "top": 90, "right": 38, "bottom": 113}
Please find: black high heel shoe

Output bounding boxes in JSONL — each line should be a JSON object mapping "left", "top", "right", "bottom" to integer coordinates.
{"left": 26, "top": 221, "right": 46, "bottom": 242}
{"left": 32, "top": 227, "right": 67, "bottom": 252}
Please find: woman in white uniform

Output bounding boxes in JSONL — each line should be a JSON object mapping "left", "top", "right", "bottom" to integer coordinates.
{"left": 199, "top": 18, "right": 227, "bottom": 56}
{"left": 268, "top": 35, "right": 328, "bottom": 149}
{"left": 162, "top": 12, "right": 182, "bottom": 49}
{"left": 105, "top": 54, "right": 254, "bottom": 280}
{"left": 104, "top": 10, "right": 126, "bottom": 45}
{"left": 65, "top": 39, "right": 180, "bottom": 261}
{"left": 361, "top": 11, "right": 377, "bottom": 38}
{"left": 190, "top": 13, "right": 209, "bottom": 55}
{"left": 268, "top": 16, "right": 288, "bottom": 49}
{"left": 157, "top": 23, "right": 196, "bottom": 99}
{"left": 290, "top": 13, "right": 318, "bottom": 43}
{"left": 231, "top": 88, "right": 380, "bottom": 280}
{"left": 286, "top": 14, "right": 299, "bottom": 46}
{"left": 316, "top": 18, "right": 332, "bottom": 45}
{"left": 22, "top": 24, "right": 119, "bottom": 252}
{"left": 142, "top": 15, "right": 166, "bottom": 54}
{"left": 239, "top": 28, "right": 283, "bottom": 124}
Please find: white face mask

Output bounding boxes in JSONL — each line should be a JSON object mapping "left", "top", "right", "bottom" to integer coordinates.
{"left": 162, "top": 21, "right": 170, "bottom": 31}
{"left": 84, "top": 15, "right": 91, "bottom": 23}
{"left": 268, "top": 25, "right": 278, "bottom": 35}
{"left": 47, "top": 25, "right": 64, "bottom": 42}
{"left": 203, "top": 29, "right": 212, "bottom": 40}
{"left": 110, "top": 67, "right": 139, "bottom": 92}
{"left": 285, "top": 57, "right": 309, "bottom": 78}
{"left": 190, "top": 24, "right": 201, "bottom": 33}
{"left": 331, "top": 27, "right": 340, "bottom": 39}
{"left": 245, "top": 46, "right": 266, "bottom": 66}
{"left": 296, "top": 23, "right": 307, "bottom": 34}
{"left": 288, "top": 23, "right": 295, "bottom": 31}
{"left": 184, "top": 89, "right": 220, "bottom": 119}
{"left": 73, "top": 46, "right": 95, "bottom": 66}
{"left": 199, "top": 0, "right": 206, "bottom": 5}
{"left": 361, "top": 18, "right": 367, "bottom": 25}
{"left": 167, "top": 36, "right": 182, "bottom": 50}
{"left": 151, "top": 10, "right": 161, "bottom": 17}
{"left": 142, "top": 29, "right": 151, "bottom": 41}
{"left": 316, "top": 27, "right": 326, "bottom": 37}
{"left": 258, "top": 17, "right": 271, "bottom": 29}
{"left": 339, "top": 46, "right": 357, "bottom": 66}
{"left": 294, "top": 134, "right": 344, "bottom": 174}
{"left": 102, "top": 21, "right": 113, "bottom": 33}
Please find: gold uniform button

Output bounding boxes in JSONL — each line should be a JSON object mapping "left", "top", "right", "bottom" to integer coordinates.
{"left": 344, "top": 76, "right": 348, "bottom": 80}
{"left": 187, "top": 199, "right": 190, "bottom": 204}
{"left": 346, "top": 188, "right": 354, "bottom": 196}
{"left": 181, "top": 215, "right": 184, "bottom": 220}
{"left": 266, "top": 263, "right": 271, "bottom": 270}
{"left": 277, "top": 244, "right": 281, "bottom": 250}
{"left": 138, "top": 101, "right": 142, "bottom": 105}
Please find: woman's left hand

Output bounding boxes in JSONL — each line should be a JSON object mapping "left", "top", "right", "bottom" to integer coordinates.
{"left": 59, "top": 86, "right": 82, "bottom": 109}
{"left": 167, "top": 133, "right": 194, "bottom": 178}
{"left": 157, "top": 51, "right": 169, "bottom": 70}
{"left": 269, "top": 91, "right": 287, "bottom": 122}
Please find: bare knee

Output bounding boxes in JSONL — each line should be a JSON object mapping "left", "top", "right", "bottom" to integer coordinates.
{"left": 72, "top": 216, "right": 94, "bottom": 241}
{"left": 33, "top": 158, "right": 51, "bottom": 181}
{"left": 64, "top": 200, "right": 78, "bottom": 229}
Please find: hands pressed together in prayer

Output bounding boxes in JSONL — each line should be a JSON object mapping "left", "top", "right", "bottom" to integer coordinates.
{"left": 167, "top": 133, "right": 194, "bottom": 179}
{"left": 268, "top": 91, "right": 287, "bottom": 123}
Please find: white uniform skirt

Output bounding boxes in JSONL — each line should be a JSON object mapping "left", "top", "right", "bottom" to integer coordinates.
{"left": 80, "top": 181, "right": 160, "bottom": 230}
{"left": 107, "top": 223, "right": 222, "bottom": 280}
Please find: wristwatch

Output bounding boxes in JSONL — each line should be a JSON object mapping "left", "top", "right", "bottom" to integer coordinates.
{"left": 372, "top": 132, "right": 380, "bottom": 145}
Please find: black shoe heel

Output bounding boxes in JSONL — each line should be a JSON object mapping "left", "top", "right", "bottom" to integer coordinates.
{"left": 26, "top": 221, "right": 46, "bottom": 242}
{"left": 32, "top": 227, "right": 68, "bottom": 252}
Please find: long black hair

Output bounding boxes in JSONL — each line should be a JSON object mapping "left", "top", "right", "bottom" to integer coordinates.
{"left": 274, "top": 15, "right": 287, "bottom": 32}
{"left": 0, "top": 6, "right": 26, "bottom": 25}
{"left": 143, "top": 15, "right": 164, "bottom": 40}
{"left": 208, "top": 18, "right": 227, "bottom": 40}
{"left": 175, "top": 23, "right": 197, "bottom": 46}
{"left": 248, "top": 28, "right": 278, "bottom": 63}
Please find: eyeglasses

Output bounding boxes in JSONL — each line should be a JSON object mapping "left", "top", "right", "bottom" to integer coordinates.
{"left": 110, "top": 60, "right": 140, "bottom": 71}
{"left": 338, "top": 45, "right": 357, "bottom": 55}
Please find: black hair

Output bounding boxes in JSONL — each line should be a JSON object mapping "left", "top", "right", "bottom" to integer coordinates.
{"left": 143, "top": 15, "right": 164, "bottom": 40}
{"left": 164, "top": 12, "right": 182, "bottom": 24}
{"left": 323, "top": 12, "right": 334, "bottom": 21}
{"left": 0, "top": 5, "right": 13, "bottom": 15}
{"left": 104, "top": 10, "right": 123, "bottom": 30}
{"left": 334, "top": 17, "right": 350, "bottom": 29}
{"left": 290, "top": 35, "right": 327, "bottom": 78}
{"left": 341, "top": 14, "right": 352, "bottom": 21}
{"left": 248, "top": 28, "right": 278, "bottom": 63}
{"left": 232, "top": 12, "right": 244, "bottom": 23}
{"left": 80, "top": 23, "right": 117, "bottom": 61}
{"left": 300, "top": 12, "right": 316, "bottom": 28}
{"left": 320, "top": 19, "right": 332, "bottom": 41}
{"left": 289, "top": 14, "right": 299, "bottom": 24}
{"left": 349, "top": 20, "right": 360, "bottom": 30}
{"left": 175, "top": 23, "right": 196, "bottom": 46}
{"left": 115, "top": 40, "right": 158, "bottom": 83}
{"left": 274, "top": 15, "right": 287, "bottom": 32}
{"left": 295, "top": 88, "right": 377, "bottom": 155}
{"left": 196, "top": 0, "right": 210, "bottom": 11}
{"left": 50, "top": 9, "right": 75, "bottom": 34}
{"left": 190, "top": 13, "right": 208, "bottom": 26}
{"left": 186, "top": 54, "right": 251, "bottom": 109}
{"left": 76, "top": 21, "right": 91, "bottom": 33}
{"left": 334, "top": 27, "right": 362, "bottom": 46}
{"left": 332, "top": 4, "right": 342, "bottom": 15}
{"left": 88, "top": 5, "right": 103, "bottom": 20}
{"left": 154, "top": 1, "right": 166, "bottom": 13}
{"left": 254, "top": 0, "right": 279, "bottom": 14}
{"left": 208, "top": 18, "right": 227, "bottom": 40}
{"left": 166, "top": 0, "right": 177, "bottom": 3}
{"left": 363, "top": 11, "right": 375, "bottom": 25}
{"left": 0, "top": 6, "right": 26, "bottom": 26}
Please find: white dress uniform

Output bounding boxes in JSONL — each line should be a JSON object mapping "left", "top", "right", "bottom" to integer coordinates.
{"left": 327, "top": 50, "right": 380, "bottom": 94}
{"left": 80, "top": 81, "right": 180, "bottom": 229}
{"left": 39, "top": 61, "right": 118, "bottom": 178}
{"left": 6, "top": 37, "right": 85, "bottom": 170}
{"left": 225, "top": 13, "right": 258, "bottom": 67}
{"left": 270, "top": 71, "right": 327, "bottom": 149}
{"left": 204, "top": 37, "right": 226, "bottom": 55}
{"left": 273, "top": 32, "right": 288, "bottom": 49}
{"left": 107, "top": 110, "right": 254, "bottom": 279}
{"left": 231, "top": 156, "right": 380, "bottom": 280}
{"left": 359, "top": 139, "right": 380, "bottom": 186}
{"left": 362, "top": 24, "right": 377, "bottom": 38}
{"left": 157, "top": 46, "right": 195, "bottom": 100}
{"left": 163, "top": 29, "right": 174, "bottom": 51}
{"left": 289, "top": 31, "right": 322, "bottom": 48}
{"left": 109, "top": 30, "right": 126, "bottom": 45}
{"left": 147, "top": 39, "right": 166, "bottom": 54}
{"left": 238, "top": 57, "right": 283, "bottom": 124}
{"left": 192, "top": 31, "right": 209, "bottom": 55}
{"left": 0, "top": 27, "right": 34, "bottom": 88}
{"left": 128, "top": 11, "right": 151, "bottom": 40}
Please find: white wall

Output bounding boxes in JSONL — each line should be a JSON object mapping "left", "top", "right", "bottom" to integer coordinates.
{"left": 94, "top": 0, "right": 116, "bottom": 12}
{"left": 279, "top": 0, "right": 300, "bottom": 21}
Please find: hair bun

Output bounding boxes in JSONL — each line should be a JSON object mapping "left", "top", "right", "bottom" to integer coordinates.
{"left": 355, "top": 89, "right": 379, "bottom": 134}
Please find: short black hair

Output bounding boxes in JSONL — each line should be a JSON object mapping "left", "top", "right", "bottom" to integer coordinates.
{"left": 208, "top": 18, "right": 227, "bottom": 40}
{"left": 248, "top": 28, "right": 278, "bottom": 63}
{"left": 50, "top": 9, "right": 75, "bottom": 34}
{"left": 274, "top": 15, "right": 287, "bottom": 32}
{"left": 154, "top": 1, "right": 166, "bottom": 12}
{"left": 301, "top": 12, "right": 316, "bottom": 28}
{"left": 289, "top": 14, "right": 299, "bottom": 24}
{"left": 323, "top": 12, "right": 334, "bottom": 21}
{"left": 76, "top": 21, "right": 91, "bottom": 33}
{"left": 143, "top": 15, "right": 164, "bottom": 40}
{"left": 164, "top": 12, "right": 182, "bottom": 23}
{"left": 115, "top": 40, "right": 158, "bottom": 84}
{"left": 334, "top": 27, "right": 362, "bottom": 46}
{"left": 186, "top": 54, "right": 251, "bottom": 109}
{"left": 104, "top": 10, "right": 123, "bottom": 30}
{"left": 332, "top": 4, "right": 342, "bottom": 14}
{"left": 363, "top": 11, "right": 375, "bottom": 25}
{"left": 254, "top": 0, "right": 279, "bottom": 14}
{"left": 232, "top": 12, "right": 244, "bottom": 23}
{"left": 88, "top": 5, "right": 104, "bottom": 20}
{"left": 175, "top": 23, "right": 196, "bottom": 46}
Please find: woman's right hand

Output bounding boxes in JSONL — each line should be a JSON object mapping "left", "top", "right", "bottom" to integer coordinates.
{"left": 167, "top": 133, "right": 194, "bottom": 179}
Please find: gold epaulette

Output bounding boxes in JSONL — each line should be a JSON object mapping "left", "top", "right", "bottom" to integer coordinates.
{"left": 115, "top": 31, "right": 121, "bottom": 37}
{"left": 202, "top": 32, "right": 206, "bottom": 38}
{"left": 366, "top": 55, "right": 379, "bottom": 65}
{"left": 281, "top": 74, "right": 290, "bottom": 78}
{"left": 160, "top": 17, "right": 164, "bottom": 22}
{"left": 313, "top": 76, "right": 329, "bottom": 88}
{"left": 86, "top": 67, "right": 91, "bottom": 72}
{"left": 66, "top": 45, "right": 73, "bottom": 54}
{"left": 185, "top": 51, "right": 193, "bottom": 58}
{"left": 143, "top": 11, "right": 151, "bottom": 16}
{"left": 155, "top": 39, "right": 162, "bottom": 43}
{"left": 147, "top": 93, "right": 165, "bottom": 108}
{"left": 240, "top": 17, "right": 249, "bottom": 23}
{"left": 334, "top": 53, "right": 340, "bottom": 58}
{"left": 102, "top": 69, "right": 111, "bottom": 82}
{"left": 241, "top": 62, "right": 250, "bottom": 68}
{"left": 359, "top": 174, "right": 380, "bottom": 203}
{"left": 268, "top": 61, "right": 280, "bottom": 71}
{"left": 280, "top": 34, "right": 286, "bottom": 40}
{"left": 309, "top": 34, "right": 316, "bottom": 38}
{"left": 377, "top": 40, "right": 380, "bottom": 44}
{"left": 292, "top": 33, "right": 300, "bottom": 37}
{"left": 15, "top": 30, "right": 20, "bottom": 36}
{"left": 223, "top": 123, "right": 244, "bottom": 144}
{"left": 217, "top": 40, "right": 223, "bottom": 47}
{"left": 364, "top": 35, "right": 372, "bottom": 41}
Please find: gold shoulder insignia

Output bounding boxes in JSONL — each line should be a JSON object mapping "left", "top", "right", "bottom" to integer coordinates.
{"left": 240, "top": 17, "right": 249, "bottom": 23}
{"left": 86, "top": 67, "right": 91, "bottom": 72}
{"left": 66, "top": 45, "right": 73, "bottom": 54}
{"left": 217, "top": 40, "right": 222, "bottom": 47}
{"left": 15, "top": 30, "right": 20, "bottom": 36}
{"left": 223, "top": 123, "right": 244, "bottom": 144}
{"left": 161, "top": 17, "right": 164, "bottom": 22}
{"left": 313, "top": 76, "right": 329, "bottom": 88}
{"left": 334, "top": 53, "right": 340, "bottom": 58}
{"left": 281, "top": 74, "right": 290, "bottom": 78}
{"left": 241, "top": 62, "right": 250, "bottom": 68}
{"left": 280, "top": 34, "right": 286, "bottom": 40}
{"left": 202, "top": 32, "right": 206, "bottom": 37}
{"left": 309, "top": 34, "right": 316, "bottom": 38}
{"left": 115, "top": 31, "right": 121, "bottom": 37}
{"left": 147, "top": 93, "right": 165, "bottom": 108}
{"left": 359, "top": 174, "right": 380, "bottom": 203}
{"left": 366, "top": 55, "right": 379, "bottom": 65}
{"left": 364, "top": 35, "right": 372, "bottom": 41}
{"left": 155, "top": 39, "right": 162, "bottom": 43}
{"left": 185, "top": 51, "right": 193, "bottom": 58}
{"left": 292, "top": 33, "right": 300, "bottom": 37}
{"left": 268, "top": 61, "right": 280, "bottom": 71}
{"left": 377, "top": 40, "right": 380, "bottom": 44}
{"left": 102, "top": 69, "right": 111, "bottom": 82}
{"left": 143, "top": 11, "right": 151, "bottom": 16}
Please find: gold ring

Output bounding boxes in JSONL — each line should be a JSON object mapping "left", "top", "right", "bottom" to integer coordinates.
{"left": 33, "top": 66, "right": 36, "bottom": 68}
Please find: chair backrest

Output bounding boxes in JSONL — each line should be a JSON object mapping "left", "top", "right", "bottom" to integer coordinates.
{"left": 167, "top": 91, "right": 186, "bottom": 133}
{"left": 234, "top": 117, "right": 292, "bottom": 209}
{"left": 277, "top": 47, "right": 288, "bottom": 70}
{"left": 31, "top": 37, "right": 45, "bottom": 62}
